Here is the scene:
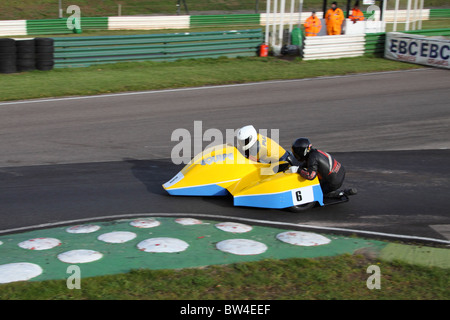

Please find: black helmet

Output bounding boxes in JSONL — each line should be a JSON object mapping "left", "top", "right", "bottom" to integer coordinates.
{"left": 292, "top": 138, "right": 312, "bottom": 161}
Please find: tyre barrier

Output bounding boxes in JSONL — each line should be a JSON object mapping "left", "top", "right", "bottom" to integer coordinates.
{"left": 0, "top": 37, "right": 54, "bottom": 74}
{"left": 16, "top": 38, "right": 35, "bottom": 72}
{"left": 35, "top": 37, "right": 54, "bottom": 71}
{"left": 0, "top": 38, "right": 17, "bottom": 74}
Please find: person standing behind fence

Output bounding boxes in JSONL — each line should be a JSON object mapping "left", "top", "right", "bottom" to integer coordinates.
{"left": 349, "top": 2, "right": 365, "bottom": 24}
{"left": 325, "top": 2, "right": 345, "bottom": 35}
{"left": 304, "top": 10, "right": 322, "bottom": 37}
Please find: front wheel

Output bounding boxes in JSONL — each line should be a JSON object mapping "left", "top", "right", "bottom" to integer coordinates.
{"left": 288, "top": 202, "right": 316, "bottom": 213}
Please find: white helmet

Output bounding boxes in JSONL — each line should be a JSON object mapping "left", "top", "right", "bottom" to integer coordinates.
{"left": 236, "top": 125, "right": 258, "bottom": 151}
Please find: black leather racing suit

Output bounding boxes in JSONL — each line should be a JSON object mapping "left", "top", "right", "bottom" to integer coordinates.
{"left": 298, "top": 148, "right": 345, "bottom": 195}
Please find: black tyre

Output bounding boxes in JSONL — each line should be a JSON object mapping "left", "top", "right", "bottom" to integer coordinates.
{"left": 16, "top": 59, "right": 36, "bottom": 71}
{"left": 36, "top": 63, "right": 54, "bottom": 71}
{"left": 15, "top": 40, "right": 35, "bottom": 72}
{"left": 17, "top": 65, "right": 35, "bottom": 72}
{"left": 0, "top": 64, "right": 17, "bottom": 74}
{"left": 35, "top": 45, "right": 54, "bottom": 54}
{"left": 36, "top": 53, "right": 54, "bottom": 60}
{"left": 15, "top": 39, "right": 35, "bottom": 47}
{"left": 0, "top": 38, "right": 15, "bottom": 47}
{"left": 36, "top": 59, "right": 54, "bottom": 66}
{"left": 15, "top": 45, "right": 35, "bottom": 54}
{"left": 35, "top": 38, "right": 54, "bottom": 46}
{"left": 0, "top": 53, "right": 16, "bottom": 61}
{"left": 0, "top": 46, "right": 16, "bottom": 54}
{"left": 0, "top": 40, "right": 17, "bottom": 73}
{"left": 288, "top": 202, "right": 316, "bottom": 213}
{"left": 0, "top": 61, "right": 16, "bottom": 68}
{"left": 17, "top": 53, "right": 35, "bottom": 60}
{"left": 16, "top": 59, "right": 35, "bottom": 68}
{"left": 16, "top": 38, "right": 36, "bottom": 72}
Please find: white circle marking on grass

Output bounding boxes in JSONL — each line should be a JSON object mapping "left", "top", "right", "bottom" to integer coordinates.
{"left": 18, "top": 237, "right": 61, "bottom": 250}
{"left": 175, "top": 218, "right": 203, "bottom": 225}
{"left": 0, "top": 263, "right": 43, "bottom": 283}
{"left": 130, "top": 218, "right": 160, "bottom": 228}
{"left": 66, "top": 224, "right": 101, "bottom": 234}
{"left": 137, "top": 237, "right": 189, "bottom": 253}
{"left": 276, "top": 231, "right": 331, "bottom": 246}
{"left": 216, "top": 239, "right": 268, "bottom": 255}
{"left": 57, "top": 249, "right": 103, "bottom": 263}
{"left": 97, "top": 231, "right": 137, "bottom": 243}
{"left": 215, "top": 222, "right": 252, "bottom": 233}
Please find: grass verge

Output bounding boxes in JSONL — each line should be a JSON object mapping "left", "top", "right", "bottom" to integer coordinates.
{"left": 0, "top": 254, "right": 448, "bottom": 300}
{"left": 0, "top": 56, "right": 422, "bottom": 102}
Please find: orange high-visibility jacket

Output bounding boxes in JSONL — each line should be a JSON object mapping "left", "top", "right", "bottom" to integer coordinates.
{"left": 304, "top": 15, "right": 322, "bottom": 36}
{"left": 350, "top": 8, "right": 365, "bottom": 22}
{"left": 325, "top": 8, "right": 345, "bottom": 35}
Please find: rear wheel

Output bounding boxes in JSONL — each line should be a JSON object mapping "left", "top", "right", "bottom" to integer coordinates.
{"left": 289, "top": 202, "right": 316, "bottom": 213}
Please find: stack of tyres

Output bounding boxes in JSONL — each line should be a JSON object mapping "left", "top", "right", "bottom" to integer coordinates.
{"left": 35, "top": 38, "right": 54, "bottom": 71}
{"left": 0, "top": 38, "right": 17, "bottom": 74}
{"left": 16, "top": 39, "right": 36, "bottom": 72}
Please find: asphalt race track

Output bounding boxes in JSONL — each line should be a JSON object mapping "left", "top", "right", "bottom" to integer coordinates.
{"left": 0, "top": 68, "right": 449, "bottom": 243}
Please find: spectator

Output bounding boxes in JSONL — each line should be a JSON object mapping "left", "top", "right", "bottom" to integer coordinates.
{"left": 304, "top": 10, "right": 322, "bottom": 37}
{"left": 350, "top": 2, "right": 365, "bottom": 23}
{"left": 325, "top": 1, "right": 345, "bottom": 35}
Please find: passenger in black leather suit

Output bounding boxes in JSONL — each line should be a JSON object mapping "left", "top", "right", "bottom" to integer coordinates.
{"left": 291, "top": 137, "right": 356, "bottom": 197}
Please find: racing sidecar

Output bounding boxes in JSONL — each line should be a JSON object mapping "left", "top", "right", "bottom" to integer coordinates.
{"left": 163, "top": 144, "right": 348, "bottom": 212}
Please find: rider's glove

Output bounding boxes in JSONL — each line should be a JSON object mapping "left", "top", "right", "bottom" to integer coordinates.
{"left": 288, "top": 166, "right": 299, "bottom": 173}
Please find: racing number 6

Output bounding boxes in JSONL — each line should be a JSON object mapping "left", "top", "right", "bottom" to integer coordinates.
{"left": 290, "top": 187, "right": 315, "bottom": 212}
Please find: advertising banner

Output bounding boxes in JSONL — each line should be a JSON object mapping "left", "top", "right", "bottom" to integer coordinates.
{"left": 385, "top": 32, "right": 450, "bottom": 69}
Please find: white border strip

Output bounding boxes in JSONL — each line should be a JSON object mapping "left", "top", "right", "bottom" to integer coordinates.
{"left": 0, "top": 20, "right": 27, "bottom": 36}
{"left": 0, "top": 212, "right": 448, "bottom": 245}
{"left": 108, "top": 16, "right": 190, "bottom": 30}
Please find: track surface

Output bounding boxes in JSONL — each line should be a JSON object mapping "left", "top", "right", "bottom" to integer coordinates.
{"left": 0, "top": 68, "right": 449, "bottom": 241}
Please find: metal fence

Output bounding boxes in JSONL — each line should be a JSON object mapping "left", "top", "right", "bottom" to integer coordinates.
{"left": 303, "top": 34, "right": 366, "bottom": 60}
{"left": 53, "top": 29, "right": 263, "bottom": 68}
{"left": 190, "top": 14, "right": 260, "bottom": 27}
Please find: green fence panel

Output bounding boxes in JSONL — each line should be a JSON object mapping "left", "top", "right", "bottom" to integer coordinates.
{"left": 365, "top": 28, "right": 450, "bottom": 55}
{"left": 364, "top": 32, "right": 386, "bottom": 55}
{"left": 429, "top": 8, "right": 450, "bottom": 19}
{"left": 26, "top": 17, "right": 108, "bottom": 35}
{"left": 53, "top": 51, "right": 258, "bottom": 68}
{"left": 54, "top": 32, "right": 263, "bottom": 47}
{"left": 403, "top": 28, "right": 450, "bottom": 37}
{"left": 53, "top": 29, "right": 263, "bottom": 67}
{"left": 190, "top": 14, "right": 260, "bottom": 27}
{"left": 55, "top": 40, "right": 263, "bottom": 58}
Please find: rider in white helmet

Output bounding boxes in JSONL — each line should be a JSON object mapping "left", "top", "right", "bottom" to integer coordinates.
{"left": 236, "top": 125, "right": 294, "bottom": 166}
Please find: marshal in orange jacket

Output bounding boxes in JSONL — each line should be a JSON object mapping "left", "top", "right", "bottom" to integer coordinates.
{"left": 350, "top": 7, "right": 365, "bottom": 23}
{"left": 304, "top": 15, "right": 322, "bottom": 36}
{"left": 325, "top": 7, "right": 345, "bottom": 35}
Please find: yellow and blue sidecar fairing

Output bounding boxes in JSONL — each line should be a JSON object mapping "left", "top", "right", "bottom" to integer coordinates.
{"left": 162, "top": 144, "right": 324, "bottom": 209}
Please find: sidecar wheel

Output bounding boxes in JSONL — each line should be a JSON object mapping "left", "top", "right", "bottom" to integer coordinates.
{"left": 289, "top": 202, "right": 316, "bottom": 212}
